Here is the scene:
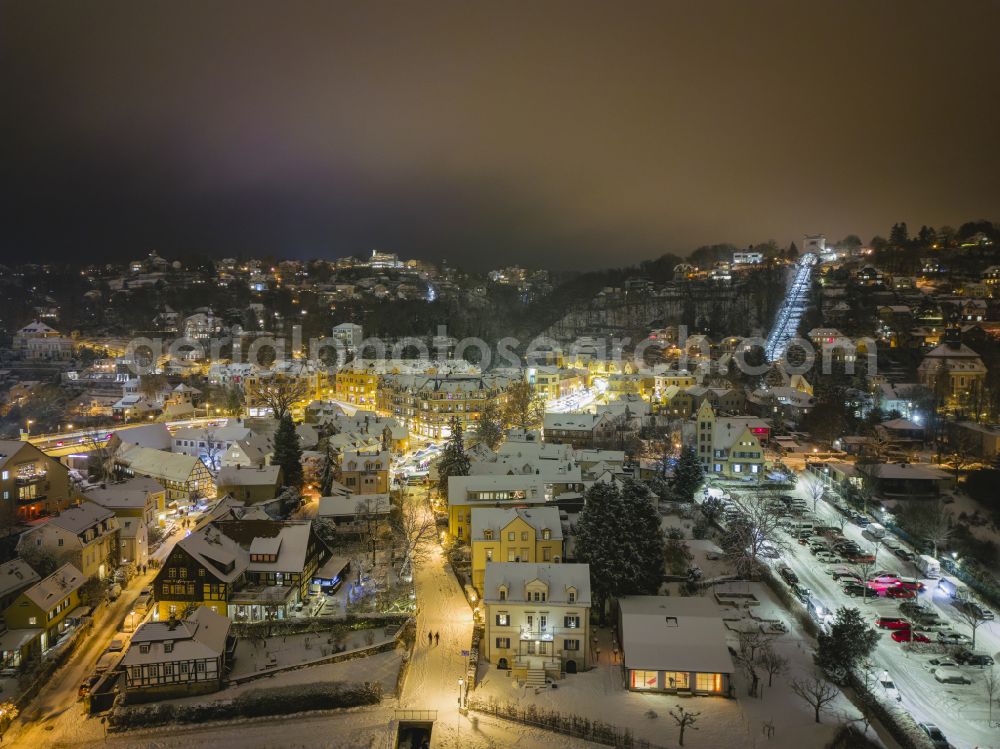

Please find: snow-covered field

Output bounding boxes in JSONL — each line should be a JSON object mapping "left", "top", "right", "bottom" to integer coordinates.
{"left": 228, "top": 627, "right": 396, "bottom": 678}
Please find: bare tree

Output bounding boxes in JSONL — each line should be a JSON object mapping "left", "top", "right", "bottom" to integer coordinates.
{"left": 806, "top": 479, "right": 825, "bottom": 514}
{"left": 244, "top": 375, "right": 309, "bottom": 419}
{"left": 983, "top": 667, "right": 998, "bottom": 725}
{"left": 897, "top": 498, "right": 953, "bottom": 557}
{"left": 201, "top": 429, "right": 223, "bottom": 473}
{"left": 853, "top": 559, "right": 877, "bottom": 606}
{"left": 354, "top": 495, "right": 390, "bottom": 570}
{"left": 757, "top": 641, "right": 788, "bottom": 689}
{"left": 954, "top": 603, "right": 990, "bottom": 649}
{"left": 83, "top": 430, "right": 115, "bottom": 482}
{"left": 669, "top": 706, "right": 701, "bottom": 747}
{"left": 721, "top": 488, "right": 786, "bottom": 578}
{"left": 390, "top": 490, "right": 437, "bottom": 572}
{"left": 734, "top": 630, "right": 772, "bottom": 697}
{"left": 790, "top": 676, "right": 839, "bottom": 724}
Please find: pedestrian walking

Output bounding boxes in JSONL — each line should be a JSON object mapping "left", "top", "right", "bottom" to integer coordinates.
{"left": 434, "top": 631, "right": 439, "bottom": 645}
{"left": 428, "top": 631, "right": 433, "bottom": 646}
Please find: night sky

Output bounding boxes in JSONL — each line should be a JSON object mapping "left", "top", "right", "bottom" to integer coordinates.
{"left": 2, "top": 1, "right": 999, "bottom": 269}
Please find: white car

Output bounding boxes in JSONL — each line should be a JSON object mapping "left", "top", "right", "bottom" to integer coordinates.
{"left": 878, "top": 671, "right": 901, "bottom": 702}
{"left": 937, "top": 631, "right": 972, "bottom": 646}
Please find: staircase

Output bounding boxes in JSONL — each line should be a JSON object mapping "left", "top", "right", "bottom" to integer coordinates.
{"left": 525, "top": 669, "right": 547, "bottom": 688}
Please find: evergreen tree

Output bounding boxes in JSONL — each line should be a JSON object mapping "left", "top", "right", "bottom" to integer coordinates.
{"left": 815, "top": 606, "right": 879, "bottom": 678}
{"left": 671, "top": 446, "right": 704, "bottom": 502}
{"left": 273, "top": 413, "right": 304, "bottom": 489}
{"left": 501, "top": 380, "right": 545, "bottom": 432}
{"left": 318, "top": 441, "right": 336, "bottom": 496}
{"left": 436, "top": 417, "right": 471, "bottom": 500}
{"left": 576, "top": 480, "right": 665, "bottom": 622}
{"left": 474, "top": 399, "right": 504, "bottom": 451}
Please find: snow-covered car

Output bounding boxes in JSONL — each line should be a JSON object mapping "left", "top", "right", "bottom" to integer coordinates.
{"left": 932, "top": 667, "right": 970, "bottom": 685}
{"left": 928, "top": 657, "right": 959, "bottom": 668}
{"left": 881, "top": 537, "right": 901, "bottom": 550}
{"left": 877, "top": 671, "right": 901, "bottom": 702}
{"left": 936, "top": 630, "right": 972, "bottom": 646}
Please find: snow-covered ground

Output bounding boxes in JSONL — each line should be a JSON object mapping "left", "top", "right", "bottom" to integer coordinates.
{"left": 228, "top": 627, "right": 395, "bottom": 678}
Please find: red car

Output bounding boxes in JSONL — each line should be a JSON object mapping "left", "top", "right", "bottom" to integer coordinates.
{"left": 895, "top": 577, "right": 925, "bottom": 592}
{"left": 876, "top": 617, "right": 911, "bottom": 630}
{"left": 885, "top": 586, "right": 916, "bottom": 599}
{"left": 891, "top": 630, "right": 930, "bottom": 643}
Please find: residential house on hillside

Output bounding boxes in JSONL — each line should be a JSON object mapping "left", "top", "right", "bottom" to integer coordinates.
{"left": 17, "top": 504, "right": 120, "bottom": 580}
{"left": 82, "top": 477, "right": 164, "bottom": 567}
{"left": 0, "top": 558, "right": 40, "bottom": 613}
{"left": 3, "top": 563, "right": 84, "bottom": 659}
{"left": 692, "top": 401, "right": 768, "bottom": 478}
{"left": 0, "top": 439, "right": 73, "bottom": 520}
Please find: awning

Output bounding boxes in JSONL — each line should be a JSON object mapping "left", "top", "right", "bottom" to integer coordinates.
{"left": 314, "top": 555, "right": 350, "bottom": 581}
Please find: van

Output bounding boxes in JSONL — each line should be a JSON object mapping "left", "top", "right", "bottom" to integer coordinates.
{"left": 932, "top": 668, "right": 970, "bottom": 685}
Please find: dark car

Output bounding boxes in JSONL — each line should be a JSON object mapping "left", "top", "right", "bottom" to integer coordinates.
{"left": 779, "top": 567, "right": 799, "bottom": 585}
{"left": 956, "top": 650, "right": 995, "bottom": 667}
{"left": 792, "top": 584, "right": 812, "bottom": 604}
{"left": 918, "top": 723, "right": 949, "bottom": 749}
{"left": 885, "top": 586, "right": 916, "bottom": 599}
{"left": 894, "top": 548, "right": 915, "bottom": 562}
{"left": 842, "top": 582, "right": 867, "bottom": 597}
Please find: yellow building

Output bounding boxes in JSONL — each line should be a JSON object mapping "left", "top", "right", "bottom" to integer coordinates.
{"left": 470, "top": 507, "right": 564, "bottom": 592}
{"left": 379, "top": 372, "right": 516, "bottom": 439}
{"left": 482, "top": 562, "right": 591, "bottom": 680}
{"left": 447, "top": 475, "right": 549, "bottom": 540}
{"left": 337, "top": 449, "right": 390, "bottom": 494}
{"left": 3, "top": 563, "right": 84, "bottom": 658}
{"left": 334, "top": 361, "right": 382, "bottom": 407}
{"left": 694, "top": 400, "right": 768, "bottom": 479}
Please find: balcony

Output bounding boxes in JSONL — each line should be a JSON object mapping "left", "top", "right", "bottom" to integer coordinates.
{"left": 15, "top": 470, "right": 48, "bottom": 486}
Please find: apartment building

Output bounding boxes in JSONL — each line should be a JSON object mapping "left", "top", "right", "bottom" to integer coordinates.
{"left": 0, "top": 440, "right": 73, "bottom": 521}
{"left": 693, "top": 401, "right": 768, "bottom": 478}
{"left": 17, "top": 504, "right": 120, "bottom": 580}
{"left": 447, "top": 474, "right": 549, "bottom": 540}
{"left": 470, "top": 507, "right": 563, "bottom": 592}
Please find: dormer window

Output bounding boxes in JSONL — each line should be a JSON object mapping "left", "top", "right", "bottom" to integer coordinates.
{"left": 498, "top": 586, "right": 507, "bottom": 601}
{"left": 164, "top": 641, "right": 174, "bottom": 653}
{"left": 542, "top": 529, "right": 551, "bottom": 540}
{"left": 483, "top": 530, "right": 494, "bottom": 541}
{"left": 140, "top": 643, "right": 150, "bottom": 654}
{"left": 568, "top": 590, "right": 576, "bottom": 603}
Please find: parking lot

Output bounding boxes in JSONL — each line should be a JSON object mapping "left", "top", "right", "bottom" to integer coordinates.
{"left": 704, "top": 480, "right": 999, "bottom": 748}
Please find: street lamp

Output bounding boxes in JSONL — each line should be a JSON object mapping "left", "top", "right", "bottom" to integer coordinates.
{"left": 458, "top": 677, "right": 465, "bottom": 709}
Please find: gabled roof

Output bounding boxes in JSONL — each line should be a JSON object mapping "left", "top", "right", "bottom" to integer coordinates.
{"left": 470, "top": 507, "right": 563, "bottom": 541}
{"left": 483, "top": 562, "right": 590, "bottom": 605}
{"left": 124, "top": 606, "right": 230, "bottom": 666}
{"left": 217, "top": 464, "right": 282, "bottom": 487}
{"left": 0, "top": 558, "right": 41, "bottom": 599}
{"left": 214, "top": 519, "right": 316, "bottom": 573}
{"left": 83, "top": 477, "right": 163, "bottom": 510}
{"left": 117, "top": 444, "right": 207, "bottom": 483}
{"left": 318, "top": 494, "right": 391, "bottom": 518}
{"left": 112, "top": 423, "right": 173, "bottom": 451}
{"left": 46, "top": 503, "right": 116, "bottom": 534}
{"left": 174, "top": 527, "right": 248, "bottom": 582}
{"left": 23, "top": 563, "right": 84, "bottom": 610}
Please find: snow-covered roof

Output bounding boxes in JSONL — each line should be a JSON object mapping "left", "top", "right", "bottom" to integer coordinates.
{"left": 124, "top": 606, "right": 230, "bottom": 666}
{"left": 618, "top": 596, "right": 734, "bottom": 674}
{"left": 112, "top": 423, "right": 173, "bottom": 451}
{"left": 175, "top": 527, "right": 248, "bottom": 582}
{"left": 83, "top": 477, "right": 163, "bottom": 510}
{"left": 470, "top": 507, "right": 563, "bottom": 542}
{"left": 318, "top": 494, "right": 391, "bottom": 518}
{"left": 117, "top": 444, "right": 207, "bottom": 483}
{"left": 483, "top": 563, "right": 590, "bottom": 605}
{"left": 0, "top": 558, "right": 41, "bottom": 599}
{"left": 47, "top": 503, "right": 116, "bottom": 534}
{"left": 23, "top": 563, "right": 85, "bottom": 611}
{"left": 217, "top": 464, "right": 282, "bottom": 487}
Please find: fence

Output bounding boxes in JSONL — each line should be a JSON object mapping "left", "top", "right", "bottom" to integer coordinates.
{"left": 466, "top": 697, "right": 673, "bottom": 749}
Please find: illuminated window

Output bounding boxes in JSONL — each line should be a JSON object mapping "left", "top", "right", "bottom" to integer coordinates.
{"left": 631, "top": 670, "right": 660, "bottom": 690}
{"left": 696, "top": 673, "right": 720, "bottom": 692}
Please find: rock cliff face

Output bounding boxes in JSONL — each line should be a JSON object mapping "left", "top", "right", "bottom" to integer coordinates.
{"left": 543, "top": 269, "right": 789, "bottom": 343}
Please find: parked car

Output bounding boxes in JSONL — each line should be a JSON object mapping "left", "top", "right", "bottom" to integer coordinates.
{"left": 792, "top": 585, "right": 812, "bottom": 604}
{"left": 78, "top": 673, "right": 101, "bottom": 698}
{"left": 932, "top": 667, "right": 970, "bottom": 685}
{"left": 881, "top": 537, "right": 901, "bottom": 550}
{"left": 891, "top": 630, "right": 930, "bottom": 643}
{"left": 936, "top": 630, "right": 972, "bottom": 646}
{"left": 885, "top": 586, "right": 916, "bottom": 599}
{"left": 778, "top": 566, "right": 799, "bottom": 585}
{"left": 875, "top": 617, "right": 911, "bottom": 630}
{"left": 878, "top": 671, "right": 901, "bottom": 702}
{"left": 832, "top": 569, "right": 862, "bottom": 583}
{"left": 842, "top": 582, "right": 867, "bottom": 597}
{"left": 955, "top": 650, "right": 995, "bottom": 667}
{"left": 106, "top": 638, "right": 125, "bottom": 653}
{"left": 955, "top": 599, "right": 995, "bottom": 621}
{"left": 917, "top": 723, "right": 949, "bottom": 749}
{"left": 929, "top": 657, "right": 959, "bottom": 667}
{"left": 847, "top": 552, "right": 876, "bottom": 564}
{"left": 894, "top": 577, "right": 924, "bottom": 592}
{"left": 894, "top": 548, "right": 915, "bottom": 562}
